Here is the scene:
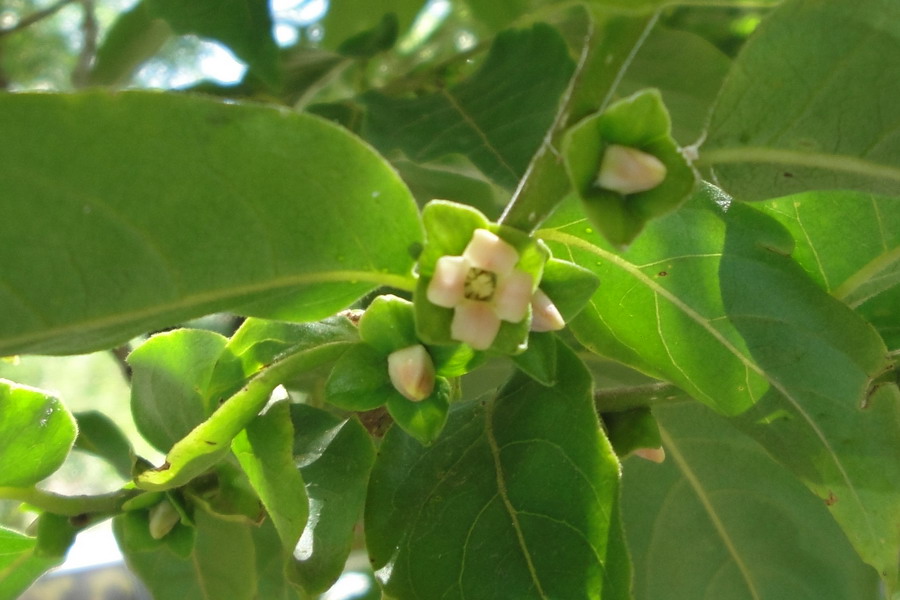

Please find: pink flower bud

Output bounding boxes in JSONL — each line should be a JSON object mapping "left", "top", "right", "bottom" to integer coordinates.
{"left": 530, "top": 289, "right": 565, "bottom": 332}
{"left": 388, "top": 345, "right": 435, "bottom": 402}
{"left": 633, "top": 447, "right": 666, "bottom": 463}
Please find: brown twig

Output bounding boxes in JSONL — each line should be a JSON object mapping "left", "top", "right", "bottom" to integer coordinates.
{"left": 72, "top": 0, "right": 98, "bottom": 87}
{"left": 0, "top": 0, "right": 78, "bottom": 38}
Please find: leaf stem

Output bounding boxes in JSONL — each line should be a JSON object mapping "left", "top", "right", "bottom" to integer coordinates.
{"left": 136, "top": 340, "right": 353, "bottom": 490}
{"left": 594, "top": 382, "right": 687, "bottom": 413}
{"left": 696, "top": 147, "right": 900, "bottom": 185}
{"left": 0, "top": 486, "right": 138, "bottom": 516}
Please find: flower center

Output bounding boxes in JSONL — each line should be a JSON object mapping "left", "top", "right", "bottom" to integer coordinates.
{"left": 464, "top": 267, "right": 496, "bottom": 301}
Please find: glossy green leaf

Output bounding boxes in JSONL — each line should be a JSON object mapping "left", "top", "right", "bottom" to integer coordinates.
{"left": 129, "top": 329, "right": 228, "bottom": 453}
{"left": 757, "top": 191, "right": 900, "bottom": 348}
{"left": 563, "top": 89, "right": 696, "bottom": 247}
{"left": 622, "top": 402, "right": 881, "bottom": 600}
{"left": 385, "top": 377, "right": 451, "bottom": 445}
{"left": 88, "top": 0, "right": 172, "bottom": 86}
{"left": 538, "top": 257, "right": 601, "bottom": 322}
{"left": 393, "top": 157, "right": 506, "bottom": 221}
{"left": 358, "top": 295, "right": 418, "bottom": 354}
{"left": 73, "top": 410, "right": 134, "bottom": 479}
{"left": 288, "top": 404, "right": 376, "bottom": 594}
{"left": 136, "top": 340, "right": 351, "bottom": 490}
{"left": 602, "top": 497, "right": 633, "bottom": 600}
{"left": 249, "top": 519, "right": 305, "bottom": 600}
{"left": 540, "top": 187, "right": 900, "bottom": 588}
{"left": 618, "top": 26, "right": 731, "bottom": 146}
{"left": 366, "top": 340, "right": 620, "bottom": 599}
{"left": 146, "top": 0, "right": 279, "bottom": 87}
{"left": 0, "top": 92, "right": 421, "bottom": 357}
{"left": 702, "top": 0, "right": 900, "bottom": 200}
{"left": 115, "top": 507, "right": 257, "bottom": 600}
{"left": 0, "top": 527, "right": 64, "bottom": 600}
{"left": 362, "top": 24, "right": 575, "bottom": 190}
{"left": 232, "top": 401, "right": 307, "bottom": 550}
{"left": 0, "top": 380, "right": 76, "bottom": 487}
{"left": 511, "top": 331, "right": 557, "bottom": 386}
{"left": 325, "top": 343, "right": 396, "bottom": 411}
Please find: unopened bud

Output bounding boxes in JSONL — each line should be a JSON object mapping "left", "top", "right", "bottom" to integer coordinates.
{"left": 148, "top": 499, "right": 180, "bottom": 540}
{"left": 633, "top": 447, "right": 666, "bottom": 463}
{"left": 595, "top": 144, "right": 666, "bottom": 195}
{"left": 530, "top": 289, "right": 565, "bottom": 332}
{"left": 388, "top": 345, "right": 435, "bottom": 402}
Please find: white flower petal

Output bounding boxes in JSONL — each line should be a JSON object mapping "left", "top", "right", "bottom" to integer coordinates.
{"left": 427, "top": 256, "right": 468, "bottom": 308}
{"left": 388, "top": 345, "right": 435, "bottom": 402}
{"left": 493, "top": 270, "right": 533, "bottom": 322}
{"left": 451, "top": 301, "right": 501, "bottom": 350}
{"left": 530, "top": 289, "right": 565, "bottom": 332}
{"left": 463, "top": 229, "right": 519, "bottom": 276}
{"left": 595, "top": 144, "right": 667, "bottom": 195}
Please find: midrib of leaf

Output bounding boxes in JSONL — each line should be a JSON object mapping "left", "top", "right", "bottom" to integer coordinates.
{"left": 697, "top": 147, "right": 900, "bottom": 184}
{"left": 538, "top": 228, "right": 876, "bottom": 542}
{"left": 0, "top": 269, "right": 414, "bottom": 355}
{"left": 833, "top": 245, "right": 900, "bottom": 307}
{"left": 484, "top": 397, "right": 548, "bottom": 600}
{"left": 437, "top": 88, "right": 519, "bottom": 183}
{"left": 657, "top": 425, "right": 763, "bottom": 600}
{"left": 191, "top": 551, "right": 212, "bottom": 600}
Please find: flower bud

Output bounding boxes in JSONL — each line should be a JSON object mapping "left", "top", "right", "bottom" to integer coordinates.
{"left": 388, "top": 345, "right": 435, "bottom": 402}
{"left": 148, "top": 499, "right": 180, "bottom": 540}
{"left": 530, "top": 289, "right": 565, "bottom": 332}
{"left": 633, "top": 447, "right": 666, "bottom": 463}
{"left": 595, "top": 144, "right": 667, "bottom": 195}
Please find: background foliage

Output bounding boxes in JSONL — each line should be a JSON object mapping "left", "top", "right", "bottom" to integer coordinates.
{"left": 1, "top": 0, "right": 898, "bottom": 599}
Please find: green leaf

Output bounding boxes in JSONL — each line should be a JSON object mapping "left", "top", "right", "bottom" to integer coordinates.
{"left": 136, "top": 340, "right": 352, "bottom": 491}
{"left": 288, "top": 404, "right": 376, "bottom": 594}
{"left": 540, "top": 186, "right": 900, "bottom": 589}
{"left": 603, "top": 407, "right": 661, "bottom": 458}
{"left": 756, "top": 191, "right": 900, "bottom": 348}
{"left": 366, "top": 340, "right": 620, "bottom": 599}
{"left": 702, "top": 0, "right": 900, "bottom": 200}
{"left": 146, "top": 0, "right": 280, "bottom": 87}
{"left": 538, "top": 257, "right": 601, "bottom": 322}
{"left": 232, "top": 401, "right": 308, "bottom": 551}
{"left": 325, "top": 343, "right": 396, "bottom": 411}
{"left": 622, "top": 402, "right": 881, "bottom": 600}
{"left": 249, "top": 519, "right": 304, "bottom": 600}
{"left": 115, "top": 507, "right": 257, "bottom": 600}
{"left": 618, "top": 26, "right": 731, "bottom": 146}
{"left": 385, "top": 377, "right": 452, "bottom": 445}
{"left": 0, "top": 527, "right": 64, "bottom": 599}
{"left": 319, "top": 0, "right": 425, "bottom": 50}
{"left": 337, "top": 13, "right": 398, "bottom": 58}
{"left": 361, "top": 24, "right": 575, "bottom": 190}
{"left": 358, "top": 295, "right": 419, "bottom": 354}
{"left": 88, "top": 0, "right": 172, "bottom": 86}
{"left": 563, "top": 89, "right": 696, "bottom": 247}
{"left": 511, "top": 331, "right": 557, "bottom": 386}
{"left": 129, "top": 329, "right": 229, "bottom": 453}
{"left": 0, "top": 380, "right": 76, "bottom": 487}
{"left": 73, "top": 410, "right": 134, "bottom": 479}
{"left": 0, "top": 92, "right": 421, "bottom": 357}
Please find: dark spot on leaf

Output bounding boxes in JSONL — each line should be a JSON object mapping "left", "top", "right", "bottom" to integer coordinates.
{"left": 205, "top": 440, "right": 217, "bottom": 446}
{"left": 657, "top": 271, "right": 668, "bottom": 277}
{"left": 824, "top": 491, "right": 837, "bottom": 506}
{"left": 156, "top": 462, "right": 171, "bottom": 472}
{"left": 783, "top": 171, "right": 793, "bottom": 178}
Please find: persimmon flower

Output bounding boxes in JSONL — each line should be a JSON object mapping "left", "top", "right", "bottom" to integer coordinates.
{"left": 427, "top": 229, "right": 535, "bottom": 350}
{"left": 595, "top": 144, "right": 667, "bottom": 195}
{"left": 387, "top": 345, "right": 435, "bottom": 402}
